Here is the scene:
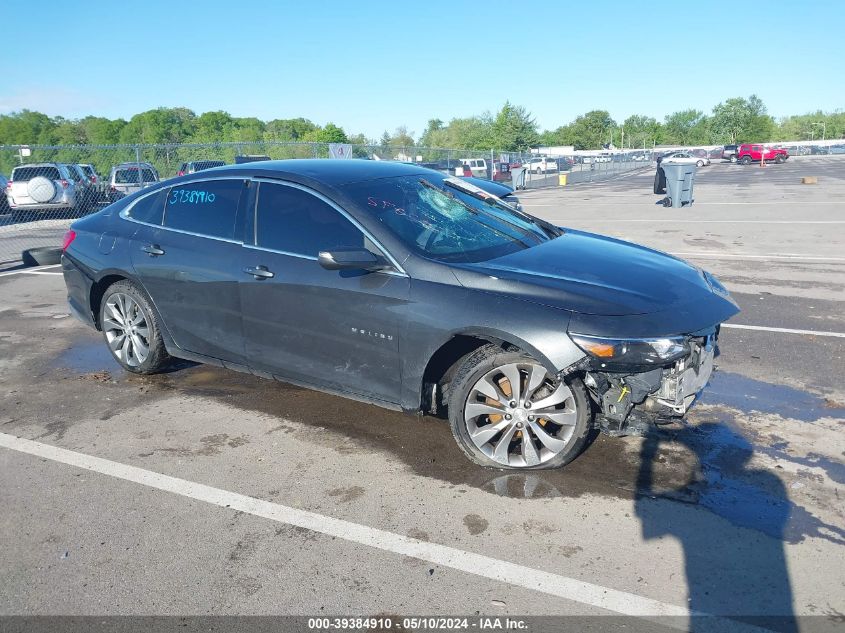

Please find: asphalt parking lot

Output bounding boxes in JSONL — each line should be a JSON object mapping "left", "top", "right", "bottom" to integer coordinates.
{"left": 1, "top": 158, "right": 843, "bottom": 631}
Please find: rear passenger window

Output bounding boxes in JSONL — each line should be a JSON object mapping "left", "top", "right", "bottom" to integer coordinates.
{"left": 255, "top": 183, "right": 364, "bottom": 257}
{"left": 164, "top": 179, "right": 244, "bottom": 240}
{"left": 127, "top": 189, "right": 168, "bottom": 225}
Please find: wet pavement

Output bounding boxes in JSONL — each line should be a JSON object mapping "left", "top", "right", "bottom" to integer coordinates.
{"left": 1, "top": 162, "right": 844, "bottom": 624}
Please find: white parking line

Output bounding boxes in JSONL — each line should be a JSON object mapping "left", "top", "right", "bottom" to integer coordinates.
{"left": 0, "top": 432, "right": 700, "bottom": 622}
{"left": 0, "top": 264, "right": 61, "bottom": 278}
{"left": 671, "top": 251, "right": 845, "bottom": 262}
{"left": 722, "top": 323, "right": 845, "bottom": 338}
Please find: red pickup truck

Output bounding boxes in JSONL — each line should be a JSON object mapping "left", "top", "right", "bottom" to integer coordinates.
{"left": 737, "top": 143, "right": 789, "bottom": 164}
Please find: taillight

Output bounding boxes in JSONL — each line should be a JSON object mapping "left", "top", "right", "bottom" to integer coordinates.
{"left": 62, "top": 230, "right": 76, "bottom": 252}
{"left": 110, "top": 185, "right": 116, "bottom": 192}
{"left": 178, "top": 170, "right": 184, "bottom": 176}
{"left": 60, "top": 179, "right": 69, "bottom": 188}
{"left": 5, "top": 180, "right": 11, "bottom": 190}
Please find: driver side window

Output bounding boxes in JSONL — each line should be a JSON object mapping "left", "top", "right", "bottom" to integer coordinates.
{"left": 255, "top": 182, "right": 369, "bottom": 258}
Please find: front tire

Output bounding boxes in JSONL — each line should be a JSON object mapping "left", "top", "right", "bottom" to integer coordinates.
{"left": 99, "top": 280, "right": 169, "bottom": 374}
{"left": 696, "top": 160, "right": 704, "bottom": 167}
{"left": 447, "top": 345, "right": 591, "bottom": 469}
{"left": 729, "top": 155, "right": 737, "bottom": 163}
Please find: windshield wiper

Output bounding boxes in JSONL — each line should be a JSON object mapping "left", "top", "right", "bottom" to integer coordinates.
{"left": 419, "top": 178, "right": 478, "bottom": 215}
{"left": 440, "top": 179, "right": 561, "bottom": 239}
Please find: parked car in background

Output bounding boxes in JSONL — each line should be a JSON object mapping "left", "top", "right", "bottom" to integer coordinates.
{"left": 0, "top": 175, "right": 10, "bottom": 215}
{"left": 68, "top": 164, "right": 98, "bottom": 213}
{"left": 109, "top": 163, "right": 160, "bottom": 200}
{"left": 455, "top": 158, "right": 488, "bottom": 178}
{"left": 78, "top": 164, "right": 101, "bottom": 185}
{"left": 6, "top": 163, "right": 80, "bottom": 214}
{"left": 177, "top": 160, "right": 226, "bottom": 176}
{"left": 234, "top": 155, "right": 271, "bottom": 164}
{"left": 61, "top": 159, "right": 738, "bottom": 469}
{"left": 662, "top": 152, "right": 710, "bottom": 167}
{"left": 525, "top": 157, "right": 558, "bottom": 174}
{"left": 737, "top": 144, "right": 789, "bottom": 164}
{"left": 722, "top": 145, "right": 739, "bottom": 163}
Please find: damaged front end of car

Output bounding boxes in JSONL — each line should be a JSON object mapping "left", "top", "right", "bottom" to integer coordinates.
{"left": 564, "top": 328, "right": 719, "bottom": 436}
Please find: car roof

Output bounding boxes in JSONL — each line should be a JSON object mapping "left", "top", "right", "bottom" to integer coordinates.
{"left": 202, "top": 159, "right": 436, "bottom": 186}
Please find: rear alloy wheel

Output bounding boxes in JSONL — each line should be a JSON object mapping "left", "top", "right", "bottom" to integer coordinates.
{"left": 99, "top": 280, "right": 169, "bottom": 374}
{"left": 448, "top": 345, "right": 591, "bottom": 469}
{"left": 730, "top": 155, "right": 737, "bottom": 163}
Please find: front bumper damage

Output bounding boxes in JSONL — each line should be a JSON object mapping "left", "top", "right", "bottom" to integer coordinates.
{"left": 573, "top": 334, "right": 716, "bottom": 436}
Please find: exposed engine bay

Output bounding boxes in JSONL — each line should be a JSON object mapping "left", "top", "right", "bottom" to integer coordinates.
{"left": 573, "top": 333, "right": 717, "bottom": 436}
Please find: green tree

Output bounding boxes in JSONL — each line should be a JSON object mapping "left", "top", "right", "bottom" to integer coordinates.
{"left": 489, "top": 102, "right": 539, "bottom": 151}
{"left": 263, "top": 117, "right": 317, "bottom": 142}
{"left": 620, "top": 115, "right": 662, "bottom": 149}
{"left": 663, "top": 109, "right": 708, "bottom": 145}
{"left": 386, "top": 125, "right": 415, "bottom": 148}
{"left": 709, "top": 96, "right": 773, "bottom": 144}
{"left": 306, "top": 122, "right": 348, "bottom": 144}
{"left": 539, "top": 124, "right": 576, "bottom": 147}
{"left": 568, "top": 110, "right": 616, "bottom": 150}
{"left": 119, "top": 107, "right": 196, "bottom": 144}
{"left": 0, "top": 110, "right": 56, "bottom": 145}
{"left": 418, "top": 119, "right": 444, "bottom": 147}
{"left": 79, "top": 116, "right": 126, "bottom": 145}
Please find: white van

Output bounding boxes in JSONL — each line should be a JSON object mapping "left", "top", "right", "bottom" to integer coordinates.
{"left": 455, "top": 158, "right": 488, "bottom": 178}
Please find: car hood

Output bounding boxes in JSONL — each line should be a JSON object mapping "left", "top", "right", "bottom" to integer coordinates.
{"left": 451, "top": 229, "right": 736, "bottom": 320}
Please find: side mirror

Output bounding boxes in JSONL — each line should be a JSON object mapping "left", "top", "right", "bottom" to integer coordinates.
{"left": 318, "top": 248, "right": 386, "bottom": 272}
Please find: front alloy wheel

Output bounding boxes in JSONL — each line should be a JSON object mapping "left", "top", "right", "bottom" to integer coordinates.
{"left": 448, "top": 345, "right": 591, "bottom": 469}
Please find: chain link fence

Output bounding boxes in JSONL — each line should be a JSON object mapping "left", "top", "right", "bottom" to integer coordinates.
{"left": 0, "top": 141, "right": 656, "bottom": 269}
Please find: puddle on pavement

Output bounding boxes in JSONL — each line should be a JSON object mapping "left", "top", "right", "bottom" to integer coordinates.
{"left": 48, "top": 336, "right": 845, "bottom": 545}
{"left": 51, "top": 338, "right": 115, "bottom": 374}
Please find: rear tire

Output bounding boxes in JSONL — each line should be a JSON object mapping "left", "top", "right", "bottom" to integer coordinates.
{"left": 729, "top": 155, "right": 737, "bottom": 163}
{"left": 446, "top": 344, "right": 592, "bottom": 470}
{"left": 741, "top": 156, "right": 752, "bottom": 165}
{"left": 696, "top": 160, "right": 704, "bottom": 167}
{"left": 99, "top": 280, "right": 170, "bottom": 375}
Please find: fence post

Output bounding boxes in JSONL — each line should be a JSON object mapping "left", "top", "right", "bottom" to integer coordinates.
{"left": 135, "top": 145, "right": 142, "bottom": 186}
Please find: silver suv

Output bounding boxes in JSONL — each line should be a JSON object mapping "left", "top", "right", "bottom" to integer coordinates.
{"left": 108, "top": 163, "right": 159, "bottom": 199}
{"left": 6, "top": 163, "right": 80, "bottom": 213}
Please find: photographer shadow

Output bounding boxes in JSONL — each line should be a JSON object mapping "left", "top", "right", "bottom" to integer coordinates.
{"left": 635, "top": 422, "right": 800, "bottom": 633}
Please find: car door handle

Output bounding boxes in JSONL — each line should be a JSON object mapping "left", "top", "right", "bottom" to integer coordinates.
{"left": 142, "top": 244, "right": 165, "bottom": 256}
{"left": 243, "top": 265, "right": 274, "bottom": 279}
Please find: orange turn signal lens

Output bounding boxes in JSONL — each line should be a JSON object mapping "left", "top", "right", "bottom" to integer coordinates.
{"left": 581, "top": 342, "right": 615, "bottom": 358}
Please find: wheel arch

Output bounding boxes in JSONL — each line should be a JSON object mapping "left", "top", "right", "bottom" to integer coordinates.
{"left": 89, "top": 270, "right": 133, "bottom": 330}
{"left": 416, "top": 327, "right": 560, "bottom": 414}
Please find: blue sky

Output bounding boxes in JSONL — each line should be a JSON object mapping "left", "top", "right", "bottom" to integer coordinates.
{"left": 2, "top": 0, "right": 843, "bottom": 138}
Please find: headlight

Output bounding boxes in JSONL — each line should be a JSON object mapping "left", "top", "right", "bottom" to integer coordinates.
{"left": 570, "top": 334, "right": 689, "bottom": 365}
